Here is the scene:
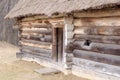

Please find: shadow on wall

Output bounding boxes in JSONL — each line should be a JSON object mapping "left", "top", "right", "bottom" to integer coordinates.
{"left": 0, "top": 0, "right": 19, "bottom": 45}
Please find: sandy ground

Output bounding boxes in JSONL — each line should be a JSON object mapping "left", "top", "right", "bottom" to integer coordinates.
{"left": 0, "top": 42, "right": 88, "bottom": 80}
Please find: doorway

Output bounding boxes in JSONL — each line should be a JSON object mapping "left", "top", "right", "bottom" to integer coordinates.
{"left": 52, "top": 27, "right": 63, "bottom": 63}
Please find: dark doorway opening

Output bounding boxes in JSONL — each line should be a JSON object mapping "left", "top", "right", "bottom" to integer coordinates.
{"left": 56, "top": 28, "right": 63, "bottom": 62}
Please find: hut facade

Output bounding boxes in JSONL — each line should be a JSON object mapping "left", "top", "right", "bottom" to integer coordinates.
{"left": 6, "top": 0, "right": 120, "bottom": 80}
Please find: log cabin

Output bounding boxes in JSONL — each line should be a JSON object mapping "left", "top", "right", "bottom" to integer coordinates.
{"left": 5, "top": 0, "right": 120, "bottom": 80}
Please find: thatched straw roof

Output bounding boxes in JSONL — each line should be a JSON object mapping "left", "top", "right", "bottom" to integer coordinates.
{"left": 6, "top": 0, "right": 120, "bottom": 18}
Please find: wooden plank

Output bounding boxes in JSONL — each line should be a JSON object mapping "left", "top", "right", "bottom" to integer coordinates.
{"left": 20, "top": 34, "right": 52, "bottom": 42}
{"left": 74, "top": 26, "right": 120, "bottom": 36}
{"left": 21, "top": 39, "right": 52, "bottom": 45}
{"left": 19, "top": 40, "right": 52, "bottom": 50}
{"left": 22, "top": 29, "right": 52, "bottom": 35}
{"left": 34, "top": 68, "right": 60, "bottom": 75}
{"left": 72, "top": 65, "right": 120, "bottom": 80}
{"left": 74, "top": 17, "right": 120, "bottom": 27}
{"left": 21, "top": 52, "right": 51, "bottom": 61}
{"left": 22, "top": 46, "right": 52, "bottom": 54}
{"left": 21, "top": 27, "right": 48, "bottom": 31}
{"left": 21, "top": 22, "right": 52, "bottom": 28}
{"left": 73, "top": 50, "right": 120, "bottom": 66}
{"left": 21, "top": 17, "right": 63, "bottom": 23}
{"left": 21, "top": 48, "right": 52, "bottom": 58}
{"left": 52, "top": 28, "right": 57, "bottom": 61}
{"left": 73, "top": 58, "right": 120, "bottom": 77}
{"left": 67, "top": 41, "right": 120, "bottom": 56}
{"left": 74, "top": 34, "right": 120, "bottom": 44}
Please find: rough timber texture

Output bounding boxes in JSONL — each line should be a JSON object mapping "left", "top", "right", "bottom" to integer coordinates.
{"left": 6, "top": 0, "right": 120, "bottom": 18}
{"left": 0, "top": 0, "right": 18, "bottom": 45}
{"left": 71, "top": 17, "right": 120, "bottom": 61}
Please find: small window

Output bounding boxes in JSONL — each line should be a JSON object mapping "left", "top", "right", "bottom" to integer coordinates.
{"left": 84, "top": 40, "right": 92, "bottom": 46}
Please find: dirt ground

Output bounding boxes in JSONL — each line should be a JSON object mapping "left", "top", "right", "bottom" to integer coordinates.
{"left": 0, "top": 42, "right": 88, "bottom": 80}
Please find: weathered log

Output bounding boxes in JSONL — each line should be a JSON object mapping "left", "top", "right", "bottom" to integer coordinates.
{"left": 22, "top": 45, "right": 52, "bottom": 53}
{"left": 74, "top": 26, "right": 120, "bottom": 36}
{"left": 20, "top": 34, "right": 43, "bottom": 39}
{"left": 73, "top": 58, "right": 120, "bottom": 77}
{"left": 21, "top": 32, "right": 43, "bottom": 36}
{"left": 73, "top": 50, "right": 120, "bottom": 66}
{"left": 22, "top": 29, "right": 52, "bottom": 35}
{"left": 66, "top": 41, "right": 120, "bottom": 56}
{"left": 20, "top": 34, "right": 52, "bottom": 42}
{"left": 20, "top": 41, "right": 52, "bottom": 50}
{"left": 21, "top": 48, "right": 51, "bottom": 58}
{"left": 72, "top": 65, "right": 120, "bottom": 80}
{"left": 21, "top": 17, "right": 63, "bottom": 23}
{"left": 21, "top": 27, "right": 48, "bottom": 31}
{"left": 52, "top": 28, "right": 57, "bottom": 61}
{"left": 21, "top": 39, "right": 52, "bottom": 45}
{"left": 74, "top": 34, "right": 120, "bottom": 44}
{"left": 74, "top": 17, "right": 120, "bottom": 27}
{"left": 21, "top": 22, "right": 52, "bottom": 28}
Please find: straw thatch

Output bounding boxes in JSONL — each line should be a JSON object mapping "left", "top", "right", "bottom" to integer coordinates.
{"left": 6, "top": 0, "right": 120, "bottom": 18}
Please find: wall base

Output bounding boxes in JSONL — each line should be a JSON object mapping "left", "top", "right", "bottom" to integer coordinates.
{"left": 16, "top": 52, "right": 71, "bottom": 75}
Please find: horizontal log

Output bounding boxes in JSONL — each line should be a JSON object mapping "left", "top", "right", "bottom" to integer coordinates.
{"left": 21, "top": 39, "right": 52, "bottom": 45}
{"left": 21, "top": 27, "right": 48, "bottom": 31}
{"left": 20, "top": 34, "right": 52, "bottom": 42}
{"left": 74, "top": 17, "right": 120, "bottom": 27}
{"left": 21, "top": 32, "right": 43, "bottom": 36}
{"left": 74, "top": 26, "right": 120, "bottom": 36}
{"left": 66, "top": 41, "right": 120, "bottom": 56}
{"left": 20, "top": 34, "right": 43, "bottom": 39}
{"left": 72, "top": 65, "right": 120, "bottom": 80}
{"left": 21, "top": 48, "right": 52, "bottom": 58}
{"left": 22, "top": 45, "right": 52, "bottom": 53}
{"left": 19, "top": 41, "right": 52, "bottom": 50}
{"left": 21, "top": 17, "right": 63, "bottom": 23}
{"left": 74, "top": 34, "right": 120, "bottom": 44}
{"left": 22, "top": 29, "right": 52, "bottom": 35}
{"left": 73, "top": 58, "right": 120, "bottom": 77}
{"left": 21, "top": 22, "right": 52, "bottom": 28}
{"left": 73, "top": 50, "right": 120, "bottom": 66}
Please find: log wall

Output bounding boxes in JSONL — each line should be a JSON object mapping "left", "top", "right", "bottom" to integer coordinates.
{"left": 19, "top": 19, "right": 53, "bottom": 61}
{"left": 18, "top": 17, "right": 65, "bottom": 62}
{"left": 66, "top": 17, "right": 120, "bottom": 66}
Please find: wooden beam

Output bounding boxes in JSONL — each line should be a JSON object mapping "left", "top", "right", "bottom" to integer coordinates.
{"left": 21, "top": 39, "right": 52, "bottom": 45}
{"left": 67, "top": 41, "right": 120, "bottom": 56}
{"left": 22, "top": 45, "right": 52, "bottom": 55}
{"left": 73, "top": 58, "right": 120, "bottom": 78}
{"left": 72, "top": 65, "right": 120, "bottom": 80}
{"left": 63, "top": 16, "right": 74, "bottom": 69}
{"left": 52, "top": 28, "right": 57, "bottom": 61}
{"left": 74, "top": 34, "right": 120, "bottom": 44}
{"left": 20, "top": 41, "right": 52, "bottom": 50}
{"left": 21, "top": 50, "right": 51, "bottom": 58}
{"left": 73, "top": 50, "right": 120, "bottom": 66}
{"left": 74, "top": 17, "right": 120, "bottom": 27}
{"left": 73, "top": 26, "right": 120, "bottom": 36}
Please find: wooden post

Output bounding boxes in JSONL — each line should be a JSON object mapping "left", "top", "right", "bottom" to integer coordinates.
{"left": 52, "top": 27, "right": 58, "bottom": 61}
{"left": 63, "top": 16, "right": 74, "bottom": 69}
